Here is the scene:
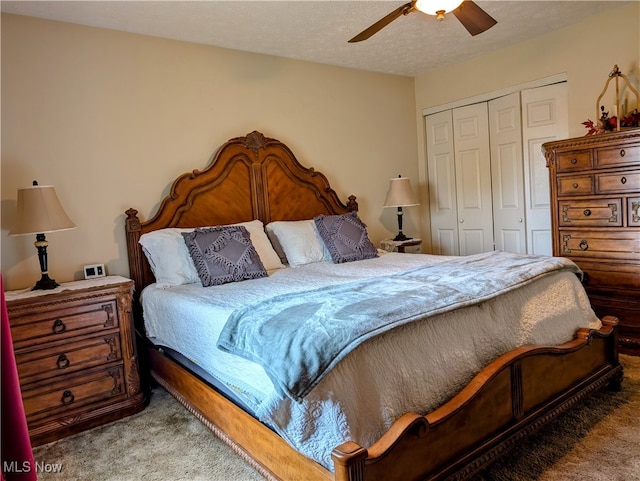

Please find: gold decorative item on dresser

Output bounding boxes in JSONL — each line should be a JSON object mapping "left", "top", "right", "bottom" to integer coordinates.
{"left": 543, "top": 128, "right": 640, "bottom": 355}
{"left": 5, "top": 276, "right": 147, "bottom": 445}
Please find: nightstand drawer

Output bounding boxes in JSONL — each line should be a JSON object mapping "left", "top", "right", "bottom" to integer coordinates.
{"left": 10, "top": 299, "right": 120, "bottom": 349}
{"left": 23, "top": 366, "right": 126, "bottom": 421}
{"left": 16, "top": 333, "right": 122, "bottom": 386}
{"left": 559, "top": 198, "right": 622, "bottom": 227}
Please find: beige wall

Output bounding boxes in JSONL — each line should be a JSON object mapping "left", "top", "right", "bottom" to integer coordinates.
{"left": 2, "top": 4, "right": 639, "bottom": 291}
{"left": 414, "top": 2, "right": 640, "bottom": 251}
{"left": 1, "top": 14, "right": 418, "bottom": 290}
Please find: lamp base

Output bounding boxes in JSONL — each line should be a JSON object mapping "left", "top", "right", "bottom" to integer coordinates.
{"left": 33, "top": 273, "right": 60, "bottom": 291}
{"left": 393, "top": 232, "right": 412, "bottom": 242}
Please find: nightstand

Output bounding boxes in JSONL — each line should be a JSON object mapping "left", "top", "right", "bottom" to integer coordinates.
{"left": 380, "top": 238, "right": 422, "bottom": 254}
{"left": 5, "top": 276, "right": 146, "bottom": 446}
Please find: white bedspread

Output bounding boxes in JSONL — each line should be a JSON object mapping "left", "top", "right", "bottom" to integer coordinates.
{"left": 141, "top": 252, "right": 600, "bottom": 470}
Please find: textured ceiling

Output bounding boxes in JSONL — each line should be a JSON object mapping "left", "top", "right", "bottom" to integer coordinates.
{"left": 1, "top": 1, "right": 630, "bottom": 77}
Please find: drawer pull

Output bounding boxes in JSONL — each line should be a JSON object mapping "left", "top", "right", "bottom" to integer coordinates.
{"left": 57, "top": 353, "right": 70, "bottom": 369}
{"left": 571, "top": 158, "right": 578, "bottom": 164}
{"left": 583, "top": 209, "right": 591, "bottom": 217}
{"left": 621, "top": 176, "right": 627, "bottom": 184}
{"left": 572, "top": 183, "right": 579, "bottom": 188}
{"left": 620, "top": 149, "right": 626, "bottom": 157}
{"left": 582, "top": 272, "right": 590, "bottom": 285}
{"left": 52, "top": 319, "right": 66, "bottom": 334}
{"left": 579, "top": 239, "right": 589, "bottom": 251}
{"left": 61, "top": 390, "right": 75, "bottom": 405}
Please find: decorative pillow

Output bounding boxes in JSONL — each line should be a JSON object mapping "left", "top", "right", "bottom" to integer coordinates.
{"left": 265, "top": 220, "right": 331, "bottom": 267}
{"left": 139, "top": 227, "right": 200, "bottom": 288}
{"left": 314, "top": 212, "right": 378, "bottom": 263}
{"left": 181, "top": 226, "right": 267, "bottom": 287}
{"left": 139, "top": 220, "right": 284, "bottom": 288}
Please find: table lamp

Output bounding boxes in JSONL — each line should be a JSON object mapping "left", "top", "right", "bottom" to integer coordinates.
{"left": 9, "top": 181, "right": 76, "bottom": 290}
{"left": 383, "top": 175, "right": 419, "bottom": 241}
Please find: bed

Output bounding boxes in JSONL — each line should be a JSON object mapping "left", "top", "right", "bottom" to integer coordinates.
{"left": 125, "top": 130, "right": 623, "bottom": 481}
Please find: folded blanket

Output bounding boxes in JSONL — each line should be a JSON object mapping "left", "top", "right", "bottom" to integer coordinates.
{"left": 217, "top": 251, "right": 581, "bottom": 402}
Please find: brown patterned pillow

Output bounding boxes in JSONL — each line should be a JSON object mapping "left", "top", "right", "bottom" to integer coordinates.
{"left": 314, "top": 212, "right": 378, "bottom": 263}
{"left": 182, "top": 226, "right": 267, "bottom": 287}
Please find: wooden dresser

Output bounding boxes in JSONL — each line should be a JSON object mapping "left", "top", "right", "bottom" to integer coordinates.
{"left": 6, "top": 276, "right": 147, "bottom": 445}
{"left": 543, "top": 128, "right": 640, "bottom": 355}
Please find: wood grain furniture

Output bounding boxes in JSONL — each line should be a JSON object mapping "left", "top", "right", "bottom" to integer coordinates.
{"left": 125, "top": 130, "right": 622, "bottom": 481}
{"left": 5, "top": 276, "right": 146, "bottom": 446}
{"left": 544, "top": 128, "right": 640, "bottom": 356}
{"left": 380, "top": 238, "right": 422, "bottom": 253}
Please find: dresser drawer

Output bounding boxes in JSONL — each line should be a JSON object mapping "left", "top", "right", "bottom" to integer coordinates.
{"left": 10, "top": 299, "right": 120, "bottom": 350}
{"left": 596, "top": 170, "right": 640, "bottom": 193}
{"left": 22, "top": 366, "right": 126, "bottom": 422}
{"left": 629, "top": 198, "right": 640, "bottom": 227}
{"left": 596, "top": 143, "right": 640, "bottom": 169}
{"left": 560, "top": 230, "right": 640, "bottom": 261}
{"left": 556, "top": 150, "right": 593, "bottom": 172}
{"left": 559, "top": 198, "right": 622, "bottom": 227}
{"left": 16, "top": 333, "right": 122, "bottom": 386}
{"left": 557, "top": 175, "right": 594, "bottom": 195}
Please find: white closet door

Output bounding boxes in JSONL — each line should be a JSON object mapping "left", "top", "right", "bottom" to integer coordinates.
{"left": 489, "top": 93, "right": 526, "bottom": 253}
{"left": 521, "top": 83, "right": 568, "bottom": 255}
{"left": 452, "top": 103, "right": 494, "bottom": 255}
{"left": 426, "top": 110, "right": 458, "bottom": 255}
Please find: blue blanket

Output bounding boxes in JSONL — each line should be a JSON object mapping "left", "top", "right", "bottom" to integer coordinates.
{"left": 216, "top": 251, "right": 581, "bottom": 402}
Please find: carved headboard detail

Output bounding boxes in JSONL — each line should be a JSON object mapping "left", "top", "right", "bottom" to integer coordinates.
{"left": 125, "top": 131, "right": 358, "bottom": 293}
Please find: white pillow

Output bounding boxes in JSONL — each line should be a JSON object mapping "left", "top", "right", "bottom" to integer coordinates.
{"left": 139, "top": 220, "right": 284, "bottom": 288}
{"left": 265, "top": 220, "right": 331, "bottom": 267}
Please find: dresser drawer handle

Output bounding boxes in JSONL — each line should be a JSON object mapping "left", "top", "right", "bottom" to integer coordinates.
{"left": 52, "top": 319, "right": 66, "bottom": 334}
{"left": 571, "top": 158, "right": 578, "bottom": 164}
{"left": 61, "top": 390, "right": 75, "bottom": 405}
{"left": 621, "top": 176, "right": 627, "bottom": 184}
{"left": 583, "top": 209, "right": 591, "bottom": 217}
{"left": 572, "top": 183, "right": 579, "bottom": 188}
{"left": 620, "top": 149, "right": 626, "bottom": 157}
{"left": 582, "top": 272, "right": 590, "bottom": 284}
{"left": 57, "top": 353, "right": 70, "bottom": 369}
{"left": 579, "top": 239, "right": 589, "bottom": 251}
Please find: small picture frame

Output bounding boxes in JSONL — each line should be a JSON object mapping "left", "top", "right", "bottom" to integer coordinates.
{"left": 84, "top": 263, "right": 106, "bottom": 279}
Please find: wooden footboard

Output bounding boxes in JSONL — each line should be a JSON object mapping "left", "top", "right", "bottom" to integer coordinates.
{"left": 146, "top": 317, "right": 621, "bottom": 481}
{"left": 332, "top": 316, "right": 622, "bottom": 481}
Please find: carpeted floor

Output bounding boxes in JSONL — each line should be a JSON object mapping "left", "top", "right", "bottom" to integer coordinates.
{"left": 33, "top": 355, "right": 639, "bottom": 481}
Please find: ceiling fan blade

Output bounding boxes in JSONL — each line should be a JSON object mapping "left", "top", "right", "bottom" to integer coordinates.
{"left": 452, "top": 0, "right": 497, "bottom": 36}
{"left": 348, "top": 2, "right": 414, "bottom": 43}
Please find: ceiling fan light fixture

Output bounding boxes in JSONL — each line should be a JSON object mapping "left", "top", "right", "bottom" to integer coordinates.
{"left": 415, "top": 0, "right": 465, "bottom": 17}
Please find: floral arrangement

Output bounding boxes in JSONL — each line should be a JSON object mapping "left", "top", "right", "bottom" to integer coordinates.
{"left": 583, "top": 106, "right": 640, "bottom": 136}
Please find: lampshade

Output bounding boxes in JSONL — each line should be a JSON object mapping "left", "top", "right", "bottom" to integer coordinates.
{"left": 415, "top": 0, "right": 465, "bottom": 16}
{"left": 383, "top": 177, "right": 419, "bottom": 208}
{"left": 9, "top": 184, "right": 76, "bottom": 236}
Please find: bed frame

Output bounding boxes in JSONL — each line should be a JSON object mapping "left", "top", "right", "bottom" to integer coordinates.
{"left": 125, "top": 130, "right": 623, "bottom": 481}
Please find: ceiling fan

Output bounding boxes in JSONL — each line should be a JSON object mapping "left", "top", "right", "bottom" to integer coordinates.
{"left": 348, "top": 0, "right": 497, "bottom": 43}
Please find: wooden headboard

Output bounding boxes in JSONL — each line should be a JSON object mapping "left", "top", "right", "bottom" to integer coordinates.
{"left": 125, "top": 130, "right": 358, "bottom": 293}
